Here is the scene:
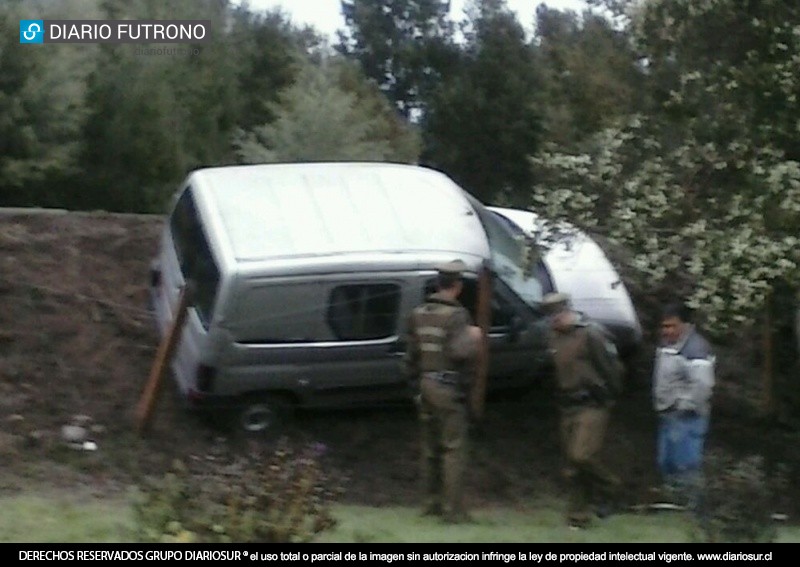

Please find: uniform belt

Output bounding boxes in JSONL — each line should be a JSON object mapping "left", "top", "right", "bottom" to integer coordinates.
{"left": 423, "top": 371, "right": 461, "bottom": 386}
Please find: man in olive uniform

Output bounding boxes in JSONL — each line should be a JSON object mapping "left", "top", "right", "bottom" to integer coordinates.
{"left": 404, "top": 260, "right": 482, "bottom": 523}
{"left": 542, "top": 292, "right": 623, "bottom": 529}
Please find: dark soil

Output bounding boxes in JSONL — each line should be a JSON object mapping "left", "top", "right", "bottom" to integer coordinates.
{"left": 0, "top": 210, "right": 798, "bottom": 521}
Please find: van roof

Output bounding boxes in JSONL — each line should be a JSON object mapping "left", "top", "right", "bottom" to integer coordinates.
{"left": 187, "top": 162, "right": 490, "bottom": 271}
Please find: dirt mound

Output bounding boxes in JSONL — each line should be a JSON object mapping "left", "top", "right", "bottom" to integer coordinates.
{"left": 0, "top": 211, "right": 168, "bottom": 490}
{"left": 0, "top": 209, "right": 797, "bottom": 519}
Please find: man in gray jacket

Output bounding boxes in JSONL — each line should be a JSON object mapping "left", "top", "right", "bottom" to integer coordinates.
{"left": 652, "top": 301, "right": 715, "bottom": 514}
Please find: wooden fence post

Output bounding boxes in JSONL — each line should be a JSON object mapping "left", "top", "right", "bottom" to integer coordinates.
{"left": 470, "top": 263, "right": 492, "bottom": 420}
{"left": 135, "top": 284, "right": 193, "bottom": 435}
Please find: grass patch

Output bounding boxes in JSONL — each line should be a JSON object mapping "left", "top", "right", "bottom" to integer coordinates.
{"left": 0, "top": 494, "right": 799, "bottom": 543}
{"left": 316, "top": 505, "right": 695, "bottom": 543}
{"left": 320, "top": 504, "right": 800, "bottom": 543}
{"left": 0, "top": 493, "right": 134, "bottom": 543}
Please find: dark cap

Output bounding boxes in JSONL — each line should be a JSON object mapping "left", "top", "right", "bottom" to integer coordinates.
{"left": 541, "top": 292, "right": 571, "bottom": 315}
{"left": 435, "top": 259, "right": 468, "bottom": 276}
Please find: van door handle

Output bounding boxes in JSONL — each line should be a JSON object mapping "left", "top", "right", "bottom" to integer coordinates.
{"left": 388, "top": 351, "right": 405, "bottom": 358}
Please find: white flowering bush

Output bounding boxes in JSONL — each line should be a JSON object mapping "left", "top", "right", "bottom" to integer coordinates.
{"left": 529, "top": 0, "right": 800, "bottom": 335}
{"left": 532, "top": 120, "right": 799, "bottom": 333}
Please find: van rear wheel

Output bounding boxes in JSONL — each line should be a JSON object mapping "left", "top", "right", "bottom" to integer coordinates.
{"left": 238, "top": 394, "right": 293, "bottom": 434}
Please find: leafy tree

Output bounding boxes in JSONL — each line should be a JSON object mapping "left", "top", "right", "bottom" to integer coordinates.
{"left": 227, "top": 4, "right": 313, "bottom": 132}
{"left": 534, "top": 4, "right": 644, "bottom": 148}
{"left": 332, "top": 60, "right": 422, "bottom": 163}
{"left": 634, "top": 0, "right": 800, "bottom": 162}
{"left": 78, "top": 0, "right": 312, "bottom": 211}
{"left": 0, "top": 0, "right": 95, "bottom": 206}
{"left": 80, "top": 45, "right": 186, "bottom": 211}
{"left": 423, "top": 0, "right": 541, "bottom": 202}
{"left": 337, "top": 0, "right": 456, "bottom": 118}
{"left": 233, "top": 60, "right": 420, "bottom": 163}
{"left": 530, "top": 0, "right": 800, "bottom": 333}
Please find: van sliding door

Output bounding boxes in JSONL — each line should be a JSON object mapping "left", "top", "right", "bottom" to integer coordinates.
{"left": 227, "top": 276, "right": 414, "bottom": 407}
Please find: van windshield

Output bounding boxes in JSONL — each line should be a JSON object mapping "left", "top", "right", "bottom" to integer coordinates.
{"left": 470, "top": 200, "right": 542, "bottom": 308}
{"left": 170, "top": 189, "right": 220, "bottom": 329}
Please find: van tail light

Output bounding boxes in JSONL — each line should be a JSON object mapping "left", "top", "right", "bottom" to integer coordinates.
{"left": 196, "top": 364, "right": 217, "bottom": 393}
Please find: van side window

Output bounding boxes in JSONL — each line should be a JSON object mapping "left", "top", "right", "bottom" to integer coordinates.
{"left": 327, "top": 284, "right": 401, "bottom": 341}
{"left": 232, "top": 282, "right": 329, "bottom": 343}
{"left": 170, "top": 189, "right": 220, "bottom": 329}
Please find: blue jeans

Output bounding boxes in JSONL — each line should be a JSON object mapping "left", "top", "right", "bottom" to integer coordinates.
{"left": 657, "top": 411, "right": 709, "bottom": 512}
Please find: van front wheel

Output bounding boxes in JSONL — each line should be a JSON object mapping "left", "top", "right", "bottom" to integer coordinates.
{"left": 238, "top": 394, "right": 293, "bottom": 434}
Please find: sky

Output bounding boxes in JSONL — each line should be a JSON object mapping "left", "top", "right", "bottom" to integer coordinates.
{"left": 235, "top": 0, "right": 589, "bottom": 39}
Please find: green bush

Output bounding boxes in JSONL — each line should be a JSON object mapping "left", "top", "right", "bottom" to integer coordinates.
{"left": 700, "top": 454, "right": 784, "bottom": 543}
{"left": 132, "top": 438, "right": 343, "bottom": 543}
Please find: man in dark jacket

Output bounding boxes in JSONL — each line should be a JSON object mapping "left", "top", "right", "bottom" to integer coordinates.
{"left": 404, "top": 260, "right": 481, "bottom": 523}
{"left": 542, "top": 292, "right": 623, "bottom": 529}
{"left": 652, "top": 301, "right": 715, "bottom": 514}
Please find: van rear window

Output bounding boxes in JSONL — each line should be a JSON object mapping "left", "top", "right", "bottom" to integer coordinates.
{"left": 170, "top": 189, "right": 220, "bottom": 328}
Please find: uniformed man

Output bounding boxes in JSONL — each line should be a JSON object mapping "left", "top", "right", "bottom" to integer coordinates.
{"left": 542, "top": 292, "right": 623, "bottom": 529}
{"left": 404, "top": 259, "right": 482, "bottom": 523}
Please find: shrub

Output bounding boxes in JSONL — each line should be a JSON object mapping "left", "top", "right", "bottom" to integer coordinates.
{"left": 700, "top": 453, "right": 784, "bottom": 543}
{"left": 132, "top": 437, "right": 343, "bottom": 543}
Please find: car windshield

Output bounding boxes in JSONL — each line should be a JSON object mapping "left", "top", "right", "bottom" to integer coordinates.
{"left": 469, "top": 199, "right": 543, "bottom": 307}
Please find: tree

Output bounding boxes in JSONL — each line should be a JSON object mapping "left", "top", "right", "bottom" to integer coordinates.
{"left": 332, "top": 60, "right": 422, "bottom": 163}
{"left": 73, "top": 0, "right": 228, "bottom": 211}
{"left": 534, "top": 4, "right": 644, "bottom": 148}
{"left": 227, "top": 4, "right": 313, "bottom": 132}
{"left": 423, "top": 0, "right": 541, "bottom": 202}
{"left": 81, "top": 45, "right": 186, "bottom": 211}
{"left": 337, "top": 0, "right": 456, "bottom": 118}
{"left": 0, "top": 0, "right": 94, "bottom": 207}
{"left": 233, "top": 60, "right": 421, "bottom": 163}
{"left": 78, "top": 0, "right": 312, "bottom": 211}
{"left": 530, "top": 0, "right": 800, "bottom": 333}
{"left": 634, "top": 0, "right": 800, "bottom": 162}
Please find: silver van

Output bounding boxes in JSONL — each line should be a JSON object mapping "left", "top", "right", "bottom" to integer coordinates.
{"left": 149, "top": 162, "right": 549, "bottom": 431}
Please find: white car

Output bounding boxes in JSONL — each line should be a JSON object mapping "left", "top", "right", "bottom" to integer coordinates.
{"left": 488, "top": 206, "right": 643, "bottom": 357}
